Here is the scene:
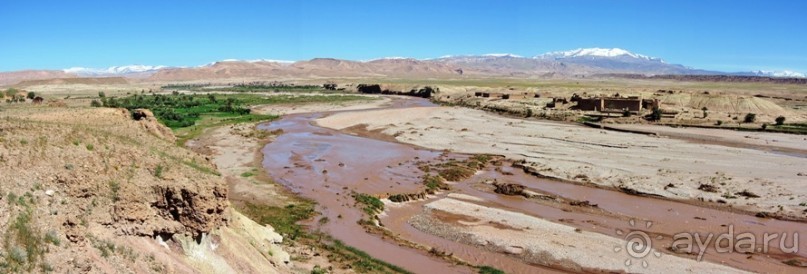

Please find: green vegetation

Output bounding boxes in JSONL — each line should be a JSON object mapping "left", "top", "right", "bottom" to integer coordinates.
{"left": 311, "top": 265, "right": 327, "bottom": 274}
{"left": 776, "top": 116, "right": 786, "bottom": 125}
{"left": 648, "top": 107, "right": 662, "bottom": 121}
{"left": 98, "top": 93, "right": 258, "bottom": 128}
{"left": 154, "top": 164, "right": 165, "bottom": 179}
{"left": 240, "top": 171, "right": 256, "bottom": 177}
{"left": 161, "top": 82, "right": 330, "bottom": 93}
{"left": 479, "top": 266, "right": 506, "bottom": 274}
{"left": 26, "top": 92, "right": 36, "bottom": 100}
{"left": 160, "top": 83, "right": 210, "bottom": 89}
{"left": 324, "top": 239, "right": 413, "bottom": 274}
{"left": 210, "top": 83, "right": 325, "bottom": 93}
{"left": 237, "top": 197, "right": 409, "bottom": 273}
{"left": 109, "top": 181, "right": 121, "bottom": 202}
{"left": 353, "top": 193, "right": 384, "bottom": 216}
{"left": 769, "top": 122, "right": 807, "bottom": 134}
{"left": 422, "top": 174, "right": 449, "bottom": 194}
{"left": 43, "top": 231, "right": 60, "bottom": 247}
{"left": 2, "top": 88, "right": 27, "bottom": 103}
{"left": 238, "top": 202, "right": 316, "bottom": 240}
{"left": 743, "top": 113, "right": 757, "bottom": 123}
{"left": 1, "top": 192, "right": 57, "bottom": 273}
{"left": 92, "top": 92, "right": 369, "bottom": 144}
{"left": 436, "top": 161, "right": 477, "bottom": 181}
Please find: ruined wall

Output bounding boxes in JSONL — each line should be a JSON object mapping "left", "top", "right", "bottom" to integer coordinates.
{"left": 602, "top": 98, "right": 642, "bottom": 112}
{"left": 576, "top": 98, "right": 603, "bottom": 111}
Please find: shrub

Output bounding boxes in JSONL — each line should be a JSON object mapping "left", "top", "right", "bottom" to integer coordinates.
{"left": 90, "top": 100, "right": 102, "bottom": 107}
{"left": 775, "top": 116, "right": 786, "bottom": 126}
{"left": 311, "top": 265, "right": 327, "bottom": 274}
{"left": 479, "top": 266, "right": 505, "bottom": 274}
{"left": 648, "top": 108, "right": 662, "bottom": 121}
{"left": 154, "top": 164, "right": 164, "bottom": 179}
{"left": 761, "top": 123, "right": 768, "bottom": 130}
{"left": 354, "top": 193, "right": 384, "bottom": 216}
{"left": 240, "top": 171, "right": 255, "bottom": 177}
{"left": 716, "top": 120, "right": 723, "bottom": 126}
{"left": 98, "top": 91, "right": 106, "bottom": 98}
{"left": 44, "top": 230, "right": 61, "bottom": 246}
{"left": 26, "top": 92, "right": 36, "bottom": 99}
{"left": 743, "top": 113, "right": 756, "bottom": 123}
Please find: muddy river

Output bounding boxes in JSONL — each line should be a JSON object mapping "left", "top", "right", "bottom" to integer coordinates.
{"left": 259, "top": 96, "right": 806, "bottom": 273}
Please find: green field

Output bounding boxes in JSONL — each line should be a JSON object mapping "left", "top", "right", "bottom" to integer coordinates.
{"left": 94, "top": 92, "right": 372, "bottom": 144}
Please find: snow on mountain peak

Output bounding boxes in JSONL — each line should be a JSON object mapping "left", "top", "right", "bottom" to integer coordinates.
{"left": 753, "top": 70, "right": 806, "bottom": 78}
{"left": 539, "top": 48, "right": 660, "bottom": 61}
{"left": 64, "top": 65, "right": 167, "bottom": 75}
{"left": 367, "top": 56, "right": 416, "bottom": 62}
{"left": 482, "top": 53, "right": 522, "bottom": 58}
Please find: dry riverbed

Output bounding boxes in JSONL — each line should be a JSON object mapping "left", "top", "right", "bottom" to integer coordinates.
{"left": 317, "top": 106, "right": 807, "bottom": 220}
{"left": 192, "top": 96, "right": 807, "bottom": 273}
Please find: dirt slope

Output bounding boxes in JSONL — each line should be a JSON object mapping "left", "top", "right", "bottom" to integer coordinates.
{"left": 0, "top": 106, "right": 290, "bottom": 273}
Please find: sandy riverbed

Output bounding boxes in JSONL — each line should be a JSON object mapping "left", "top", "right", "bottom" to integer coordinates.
{"left": 317, "top": 106, "right": 807, "bottom": 219}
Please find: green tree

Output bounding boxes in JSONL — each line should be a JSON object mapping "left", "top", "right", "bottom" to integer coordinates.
{"left": 775, "top": 116, "right": 786, "bottom": 126}
{"left": 648, "top": 107, "right": 662, "bottom": 121}
{"left": 26, "top": 91, "right": 36, "bottom": 99}
{"left": 98, "top": 91, "right": 106, "bottom": 98}
{"left": 743, "top": 113, "right": 756, "bottom": 123}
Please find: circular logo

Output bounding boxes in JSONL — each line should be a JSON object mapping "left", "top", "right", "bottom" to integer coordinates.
{"left": 614, "top": 219, "right": 662, "bottom": 268}
{"left": 625, "top": 230, "right": 652, "bottom": 258}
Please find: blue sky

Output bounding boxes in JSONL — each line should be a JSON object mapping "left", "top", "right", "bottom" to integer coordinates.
{"left": 1, "top": 0, "right": 805, "bottom": 73}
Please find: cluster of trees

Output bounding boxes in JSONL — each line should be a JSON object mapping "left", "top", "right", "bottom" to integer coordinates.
{"left": 232, "top": 81, "right": 320, "bottom": 90}
{"left": 161, "top": 83, "right": 211, "bottom": 89}
{"left": 356, "top": 84, "right": 437, "bottom": 98}
{"left": 323, "top": 82, "right": 337, "bottom": 90}
{"left": 647, "top": 107, "right": 663, "bottom": 121}
{"left": 2, "top": 89, "right": 37, "bottom": 103}
{"left": 90, "top": 93, "right": 251, "bottom": 128}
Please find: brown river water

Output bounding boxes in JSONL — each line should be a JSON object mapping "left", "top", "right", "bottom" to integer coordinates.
{"left": 258, "top": 96, "right": 806, "bottom": 273}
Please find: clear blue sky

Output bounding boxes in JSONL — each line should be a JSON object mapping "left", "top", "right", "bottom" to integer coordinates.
{"left": 1, "top": 0, "right": 805, "bottom": 73}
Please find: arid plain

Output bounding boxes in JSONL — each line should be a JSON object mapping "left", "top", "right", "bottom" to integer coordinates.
{"left": 2, "top": 58, "right": 807, "bottom": 273}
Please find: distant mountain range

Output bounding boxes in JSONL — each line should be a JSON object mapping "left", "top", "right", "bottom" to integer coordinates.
{"left": 1, "top": 48, "right": 804, "bottom": 86}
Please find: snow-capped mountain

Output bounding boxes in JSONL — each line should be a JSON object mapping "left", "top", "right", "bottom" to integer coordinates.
{"left": 64, "top": 65, "right": 167, "bottom": 76}
{"left": 750, "top": 70, "right": 806, "bottom": 78}
{"left": 537, "top": 48, "right": 662, "bottom": 62}
{"left": 482, "top": 53, "right": 523, "bottom": 58}
{"left": 433, "top": 48, "right": 692, "bottom": 75}
{"left": 42, "top": 48, "right": 804, "bottom": 80}
{"left": 201, "top": 59, "right": 295, "bottom": 67}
